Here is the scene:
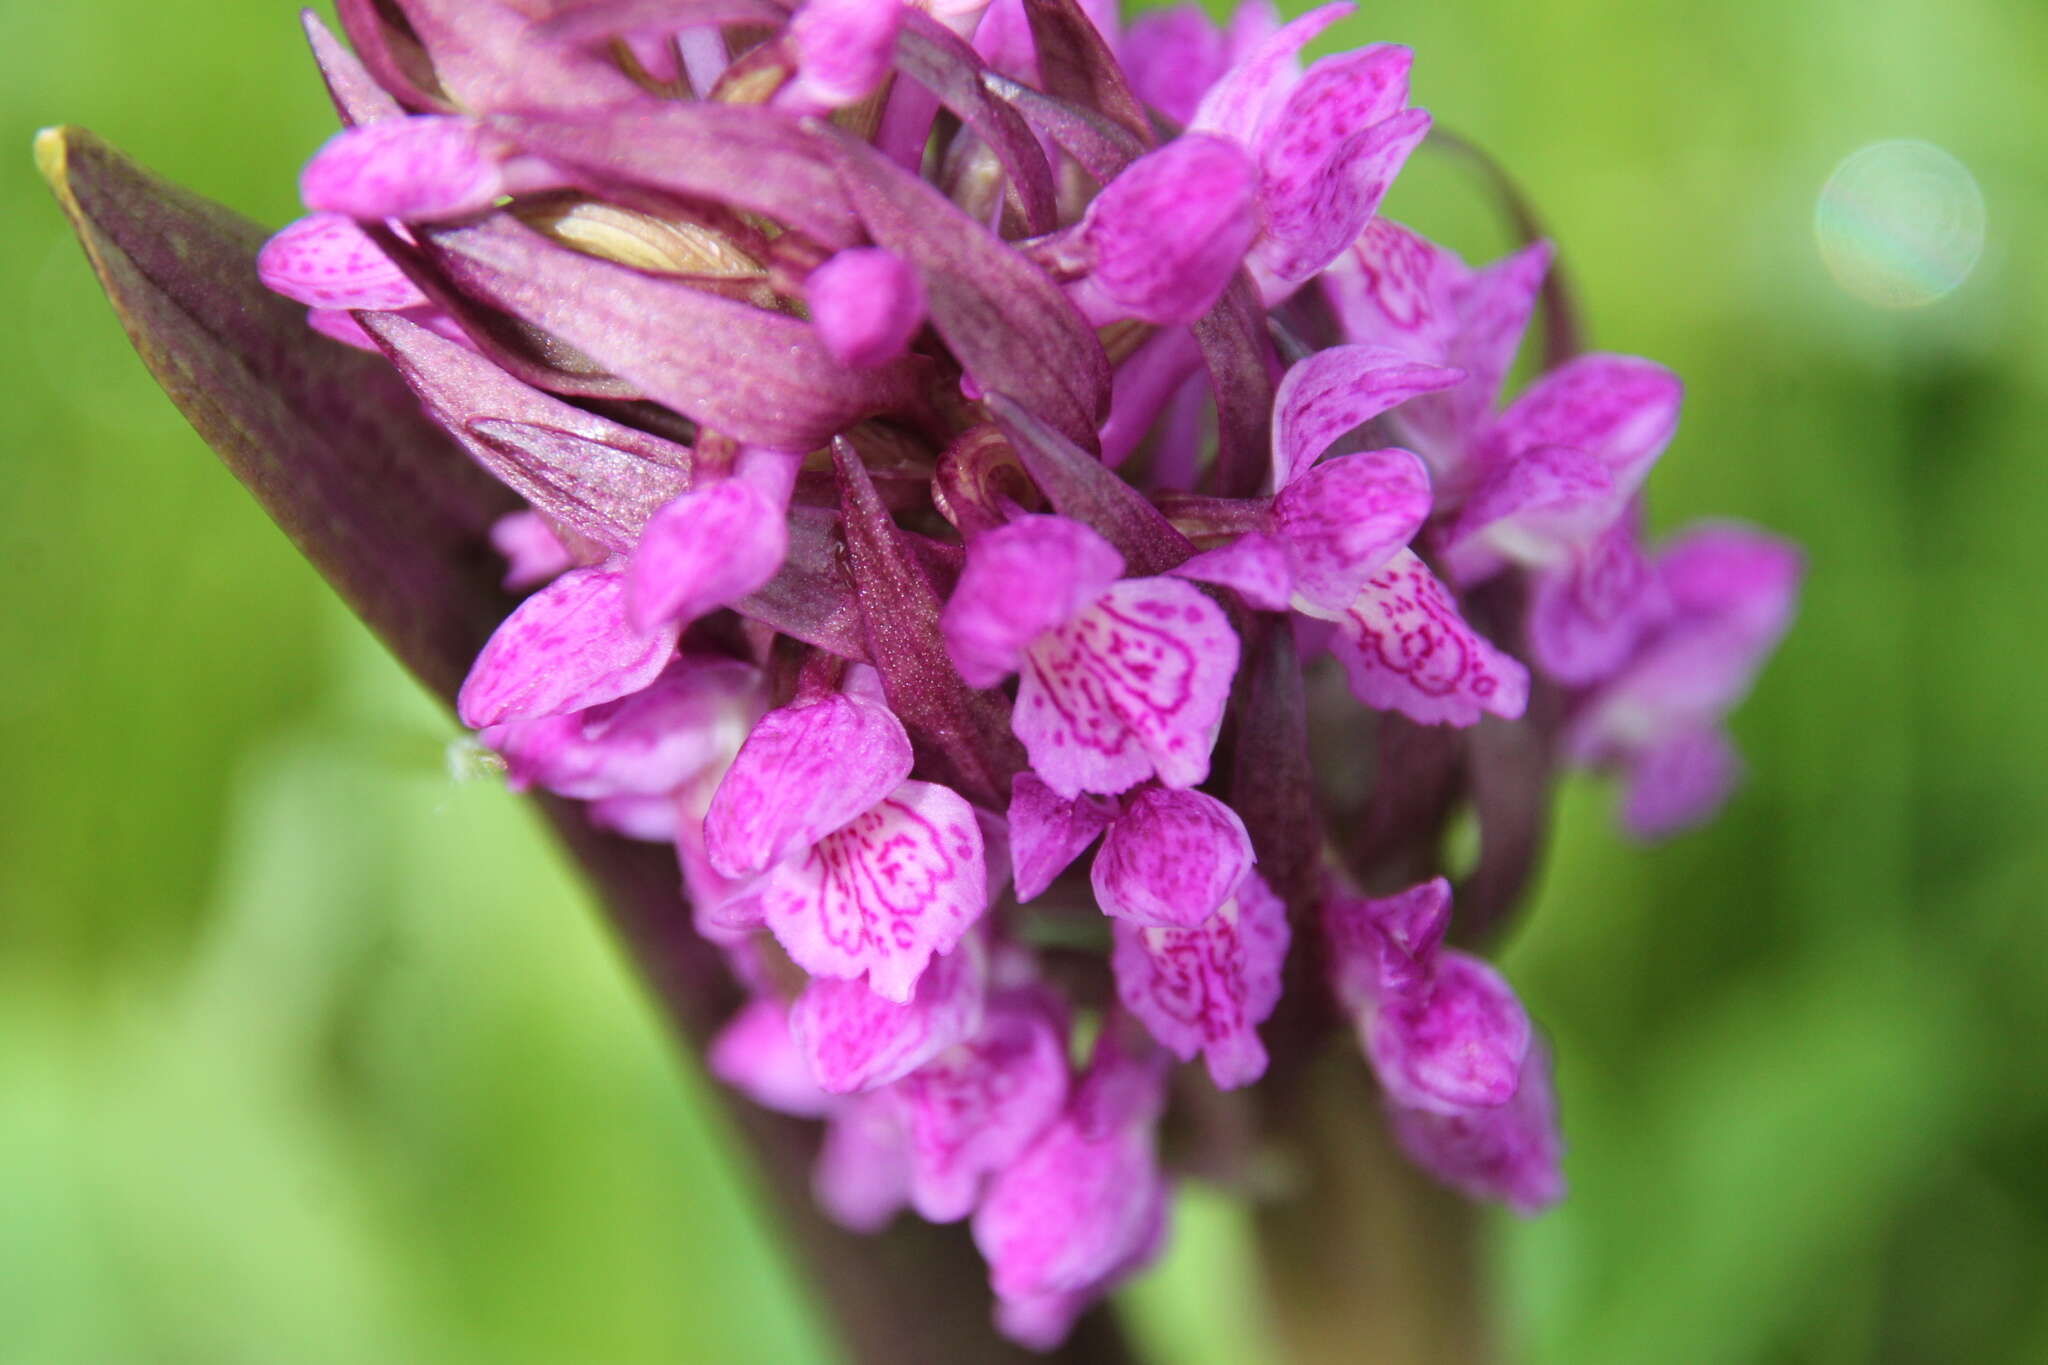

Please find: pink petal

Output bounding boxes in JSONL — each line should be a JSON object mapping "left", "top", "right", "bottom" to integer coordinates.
{"left": 1008, "top": 772, "right": 1120, "bottom": 903}
{"left": 626, "top": 477, "right": 790, "bottom": 633}
{"left": 760, "top": 780, "right": 989, "bottom": 1003}
{"left": 941, "top": 515, "right": 1126, "bottom": 689}
{"left": 456, "top": 565, "right": 680, "bottom": 728}
{"left": 1324, "top": 550, "right": 1529, "bottom": 727}
{"left": 1014, "top": 577, "right": 1241, "bottom": 798}
{"left": 1620, "top": 726, "right": 1742, "bottom": 840}
{"left": 1441, "top": 443, "right": 1618, "bottom": 581}
{"left": 1122, "top": 7, "right": 1228, "bottom": 125}
{"left": 1111, "top": 870, "right": 1289, "bottom": 1088}
{"left": 806, "top": 246, "right": 929, "bottom": 368}
{"left": 1187, "top": 1, "right": 1351, "bottom": 147}
{"left": 1483, "top": 352, "right": 1683, "bottom": 499}
{"left": 1323, "top": 217, "right": 1465, "bottom": 361}
{"left": 895, "top": 988, "right": 1071, "bottom": 1221}
{"left": 490, "top": 511, "right": 576, "bottom": 590}
{"left": 1271, "top": 447, "right": 1433, "bottom": 611}
{"left": 1090, "top": 787, "right": 1255, "bottom": 929}
{"left": 300, "top": 115, "right": 528, "bottom": 221}
{"left": 703, "top": 691, "right": 915, "bottom": 879}
{"left": 257, "top": 212, "right": 429, "bottom": 311}
{"left": 1657, "top": 522, "right": 1806, "bottom": 639}
{"left": 1322, "top": 876, "right": 1452, "bottom": 1010}
{"left": 1272, "top": 342, "right": 1465, "bottom": 489}
{"left": 708, "top": 996, "right": 834, "bottom": 1119}
{"left": 487, "top": 656, "right": 764, "bottom": 802}
{"left": 1075, "top": 134, "right": 1260, "bottom": 327}
{"left": 781, "top": 0, "right": 907, "bottom": 110}
{"left": 1437, "top": 238, "right": 1552, "bottom": 443}
{"left": 1170, "top": 531, "right": 1296, "bottom": 611}
{"left": 789, "top": 941, "right": 986, "bottom": 1094}
{"left": 1366, "top": 950, "right": 1532, "bottom": 1113}
{"left": 1389, "top": 1040, "right": 1565, "bottom": 1214}
{"left": 1526, "top": 518, "right": 1671, "bottom": 685}
{"left": 992, "top": 1184, "right": 1166, "bottom": 1350}
{"left": 814, "top": 1093, "right": 913, "bottom": 1232}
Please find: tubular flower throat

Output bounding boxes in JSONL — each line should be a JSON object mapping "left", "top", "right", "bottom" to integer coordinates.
{"left": 262, "top": 0, "right": 1802, "bottom": 1344}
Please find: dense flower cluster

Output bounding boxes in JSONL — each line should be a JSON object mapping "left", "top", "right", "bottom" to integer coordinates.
{"left": 260, "top": 0, "right": 1799, "bottom": 1344}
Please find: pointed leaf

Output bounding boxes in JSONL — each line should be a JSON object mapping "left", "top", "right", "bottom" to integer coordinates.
{"left": 986, "top": 394, "right": 1194, "bottom": 576}
{"left": 895, "top": 11, "right": 1059, "bottom": 235}
{"left": 1022, "top": 0, "right": 1154, "bottom": 144}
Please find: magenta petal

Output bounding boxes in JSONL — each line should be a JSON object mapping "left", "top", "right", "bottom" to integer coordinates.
{"left": 1111, "top": 869, "right": 1288, "bottom": 1087}
{"left": 627, "top": 478, "right": 790, "bottom": 633}
{"left": 783, "top": 0, "right": 908, "bottom": 111}
{"left": 761, "top": 780, "right": 990, "bottom": 1002}
{"left": 1188, "top": 1, "right": 1351, "bottom": 146}
{"left": 1390, "top": 1040, "right": 1566, "bottom": 1214}
{"left": 895, "top": 988, "right": 1071, "bottom": 1221}
{"left": 1014, "top": 577, "right": 1241, "bottom": 798}
{"left": 300, "top": 116, "right": 516, "bottom": 221}
{"left": 815, "top": 1093, "right": 913, "bottom": 1232}
{"left": 941, "top": 515, "right": 1125, "bottom": 688}
{"left": 1367, "top": 950, "right": 1532, "bottom": 1113}
{"left": 302, "top": 10, "right": 403, "bottom": 127}
{"left": 456, "top": 565, "right": 679, "bottom": 728}
{"left": 1076, "top": 134, "right": 1258, "bottom": 326}
{"left": 703, "top": 692, "right": 915, "bottom": 879}
{"left": 1009, "top": 771, "right": 1120, "bottom": 902}
{"left": 709, "top": 996, "right": 835, "bottom": 1119}
{"left": 490, "top": 511, "right": 575, "bottom": 590}
{"left": 1170, "top": 531, "right": 1295, "bottom": 611}
{"left": 806, "top": 246, "right": 928, "bottom": 369}
{"left": 259, "top": 213, "right": 428, "bottom": 311}
{"left": 1271, "top": 447, "right": 1433, "bottom": 610}
{"left": 1272, "top": 342, "right": 1465, "bottom": 488}
{"left": 1090, "top": 786, "right": 1255, "bottom": 928}
{"left": 1527, "top": 517, "right": 1670, "bottom": 685}
{"left": 1323, "top": 217, "right": 1463, "bottom": 361}
{"left": 1439, "top": 238, "right": 1553, "bottom": 440}
{"left": 1123, "top": 6, "right": 1228, "bottom": 126}
{"left": 1322, "top": 877, "right": 1453, "bottom": 1010}
{"left": 1326, "top": 550, "right": 1529, "bottom": 727}
{"left": 1621, "top": 726, "right": 1742, "bottom": 840}
{"left": 789, "top": 941, "right": 986, "bottom": 1094}
{"left": 1441, "top": 442, "right": 1619, "bottom": 580}
{"left": 1484, "top": 352, "right": 1683, "bottom": 498}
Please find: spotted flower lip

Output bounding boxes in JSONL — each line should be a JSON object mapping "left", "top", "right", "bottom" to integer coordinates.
{"left": 38, "top": 0, "right": 1800, "bottom": 1347}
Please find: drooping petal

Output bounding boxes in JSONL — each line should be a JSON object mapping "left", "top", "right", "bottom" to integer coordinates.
{"left": 1482, "top": 352, "right": 1683, "bottom": 499}
{"left": 1526, "top": 517, "right": 1670, "bottom": 685}
{"left": 1322, "top": 217, "right": 1465, "bottom": 362}
{"left": 1323, "top": 550, "right": 1530, "bottom": 727}
{"left": 1270, "top": 447, "right": 1433, "bottom": 610}
{"left": 702, "top": 691, "right": 915, "bottom": 879}
{"left": 258, "top": 213, "right": 429, "bottom": 311}
{"left": 806, "top": 246, "right": 929, "bottom": 369}
{"left": 708, "top": 996, "right": 835, "bottom": 1119}
{"left": 760, "top": 780, "right": 989, "bottom": 1002}
{"left": 1014, "top": 577, "right": 1240, "bottom": 798}
{"left": 1111, "top": 870, "right": 1289, "bottom": 1087}
{"left": 1365, "top": 951, "right": 1532, "bottom": 1113}
{"left": 1008, "top": 772, "right": 1119, "bottom": 902}
{"left": 627, "top": 477, "right": 791, "bottom": 633}
{"left": 789, "top": 940, "right": 986, "bottom": 1093}
{"left": 1271, "top": 343, "right": 1465, "bottom": 489}
{"left": 1437, "top": 238, "right": 1553, "bottom": 441}
{"left": 992, "top": 1183, "right": 1166, "bottom": 1349}
{"left": 1322, "top": 876, "right": 1453, "bottom": 1011}
{"left": 1388, "top": 1040, "right": 1566, "bottom": 1214}
{"left": 894, "top": 988, "right": 1071, "bottom": 1221}
{"left": 1440, "top": 443, "right": 1618, "bottom": 581}
{"left": 456, "top": 565, "right": 679, "bottom": 728}
{"left": 1072, "top": 134, "right": 1259, "bottom": 327}
{"left": 1620, "top": 725, "right": 1742, "bottom": 840}
{"left": 1170, "top": 531, "right": 1296, "bottom": 611}
{"left": 940, "top": 515, "right": 1125, "bottom": 688}
{"left": 1090, "top": 786, "right": 1255, "bottom": 928}
{"left": 814, "top": 1093, "right": 913, "bottom": 1231}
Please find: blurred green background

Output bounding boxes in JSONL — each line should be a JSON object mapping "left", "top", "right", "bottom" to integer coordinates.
{"left": 3, "top": 1, "right": 2044, "bottom": 1361}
